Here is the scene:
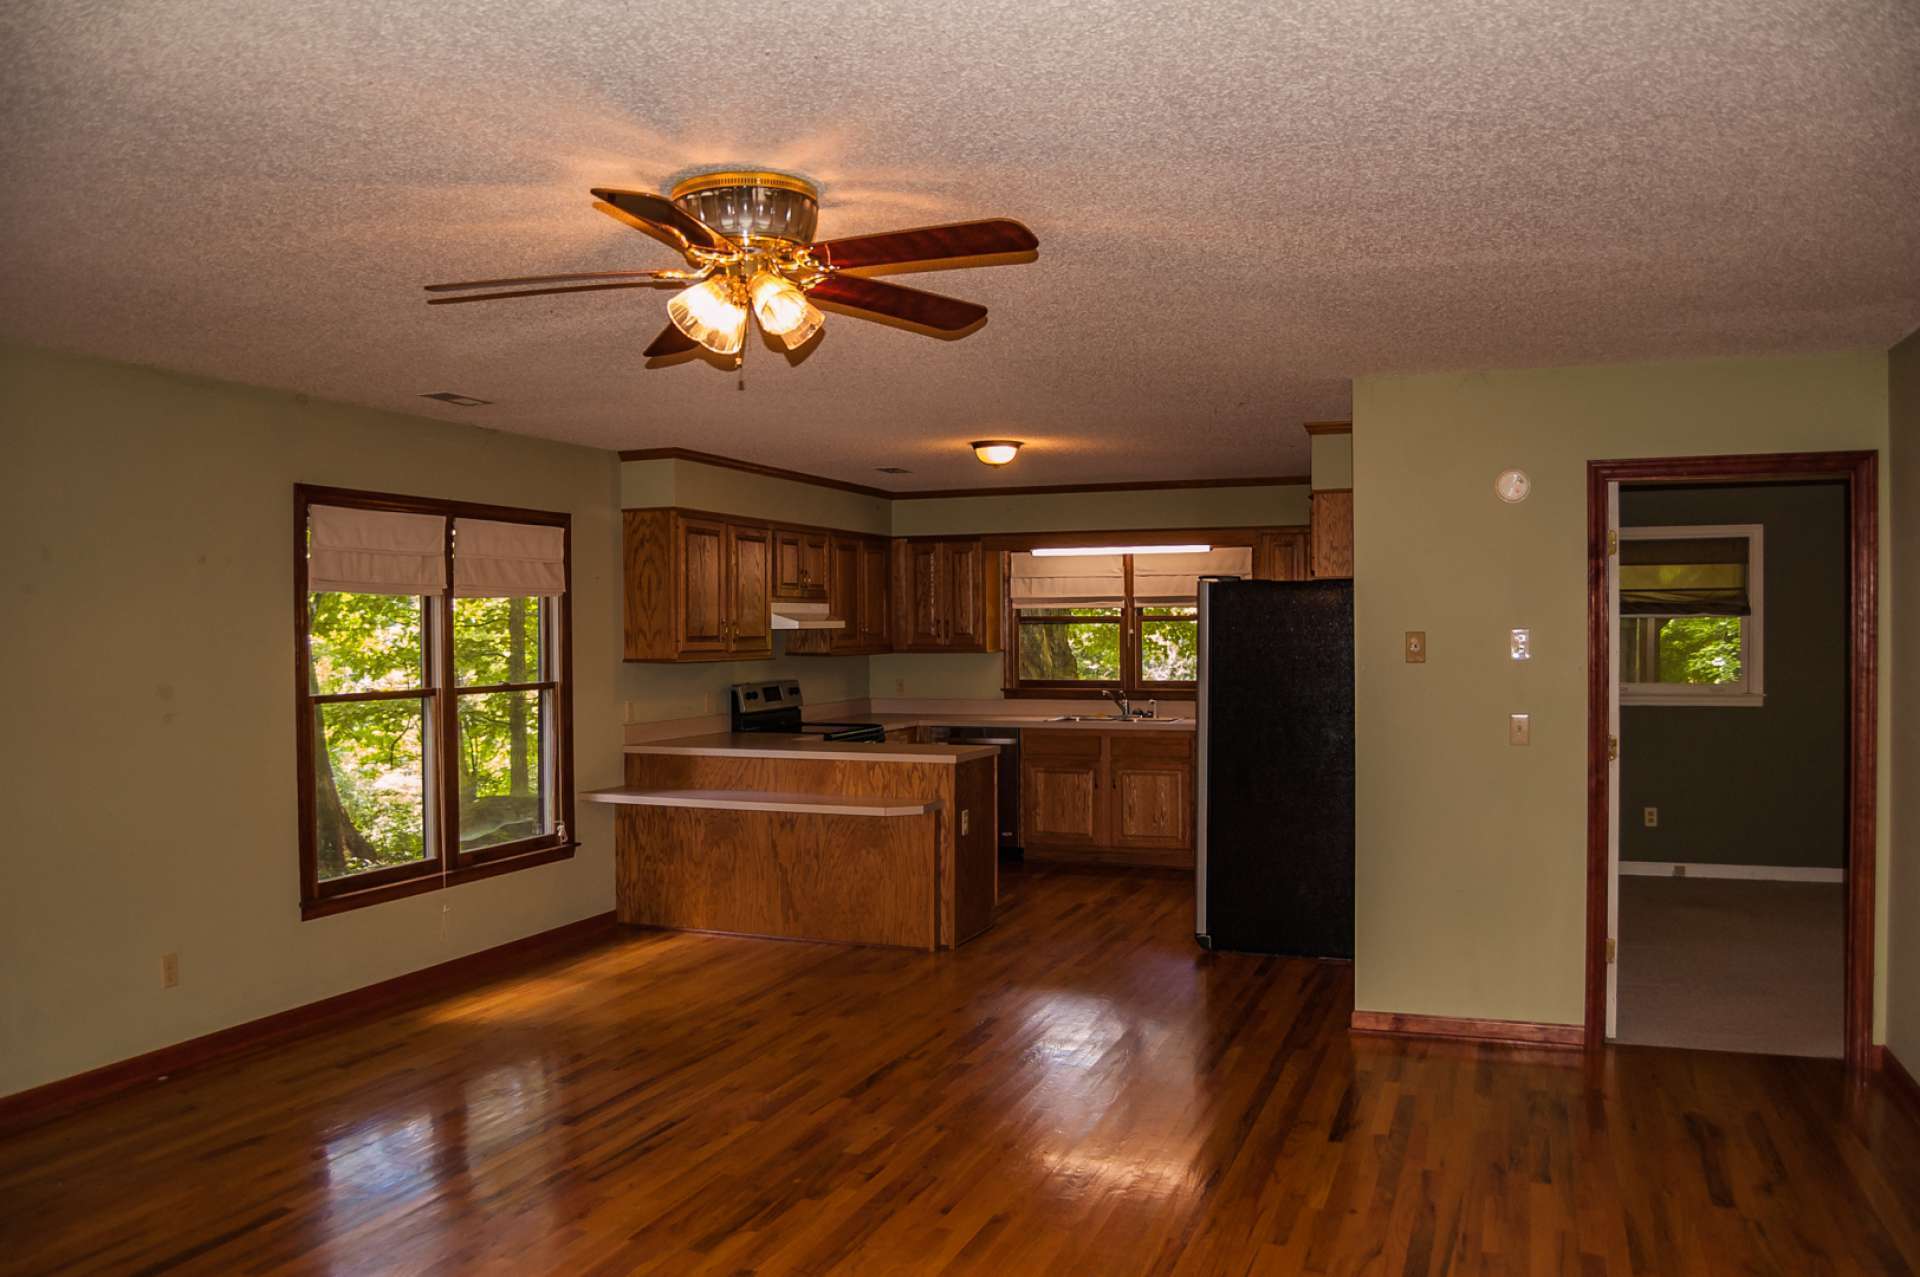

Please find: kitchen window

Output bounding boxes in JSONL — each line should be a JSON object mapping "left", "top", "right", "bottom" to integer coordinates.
{"left": 1007, "top": 547, "right": 1251, "bottom": 695}
{"left": 296, "top": 486, "right": 574, "bottom": 918}
{"left": 1618, "top": 523, "right": 1764, "bottom": 706}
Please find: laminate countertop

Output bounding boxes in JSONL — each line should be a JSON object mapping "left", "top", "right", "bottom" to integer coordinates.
{"left": 623, "top": 733, "right": 1002, "bottom": 765}
{"left": 866, "top": 713, "right": 1196, "bottom": 733}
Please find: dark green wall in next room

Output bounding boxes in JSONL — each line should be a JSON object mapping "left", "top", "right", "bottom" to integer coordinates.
{"left": 1619, "top": 482, "right": 1848, "bottom": 869}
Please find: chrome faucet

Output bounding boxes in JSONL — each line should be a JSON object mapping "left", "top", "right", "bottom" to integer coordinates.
{"left": 1103, "top": 688, "right": 1133, "bottom": 718}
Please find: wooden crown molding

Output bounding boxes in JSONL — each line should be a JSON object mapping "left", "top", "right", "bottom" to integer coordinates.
{"left": 617, "top": 447, "right": 1309, "bottom": 502}
{"left": 1303, "top": 420, "right": 1353, "bottom": 436}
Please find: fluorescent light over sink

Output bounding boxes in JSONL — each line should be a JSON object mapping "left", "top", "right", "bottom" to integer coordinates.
{"left": 1031, "top": 544, "right": 1213, "bottom": 557}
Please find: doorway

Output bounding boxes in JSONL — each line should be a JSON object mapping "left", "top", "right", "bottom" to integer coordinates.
{"left": 1584, "top": 452, "right": 1877, "bottom": 1068}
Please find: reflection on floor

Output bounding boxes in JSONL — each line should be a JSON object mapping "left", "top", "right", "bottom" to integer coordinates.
{"left": 4, "top": 867, "right": 1914, "bottom": 1275}
{"left": 1615, "top": 874, "right": 1844, "bottom": 1057}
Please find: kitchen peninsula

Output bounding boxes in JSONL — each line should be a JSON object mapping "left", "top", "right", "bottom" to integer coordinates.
{"left": 589, "top": 733, "right": 1000, "bottom": 951}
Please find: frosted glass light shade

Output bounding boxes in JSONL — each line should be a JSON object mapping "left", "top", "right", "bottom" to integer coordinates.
{"left": 749, "top": 271, "right": 824, "bottom": 349}
{"left": 971, "top": 440, "right": 1023, "bottom": 466}
{"left": 668, "top": 277, "right": 748, "bottom": 355}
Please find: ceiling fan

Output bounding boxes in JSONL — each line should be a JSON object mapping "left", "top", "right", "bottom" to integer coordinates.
{"left": 423, "top": 170, "right": 1038, "bottom": 362}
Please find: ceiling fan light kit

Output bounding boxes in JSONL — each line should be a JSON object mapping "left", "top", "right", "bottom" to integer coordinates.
{"left": 424, "top": 168, "right": 1037, "bottom": 367}
{"left": 971, "top": 439, "right": 1024, "bottom": 466}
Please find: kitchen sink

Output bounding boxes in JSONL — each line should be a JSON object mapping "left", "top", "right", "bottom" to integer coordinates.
{"left": 1044, "top": 714, "right": 1188, "bottom": 723}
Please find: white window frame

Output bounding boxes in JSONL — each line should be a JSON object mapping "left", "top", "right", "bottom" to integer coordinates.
{"left": 1619, "top": 523, "right": 1764, "bottom": 707}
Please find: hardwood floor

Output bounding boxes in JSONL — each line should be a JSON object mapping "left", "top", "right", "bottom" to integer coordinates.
{"left": 2, "top": 867, "right": 1916, "bottom": 1276}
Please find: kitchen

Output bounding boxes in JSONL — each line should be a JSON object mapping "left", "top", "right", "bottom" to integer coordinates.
{"left": 588, "top": 442, "right": 1356, "bottom": 955}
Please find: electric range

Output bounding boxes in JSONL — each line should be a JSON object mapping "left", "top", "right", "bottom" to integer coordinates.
{"left": 729, "top": 679, "right": 886, "bottom": 743}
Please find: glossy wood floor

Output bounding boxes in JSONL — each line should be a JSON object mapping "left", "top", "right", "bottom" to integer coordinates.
{"left": 3, "top": 867, "right": 1917, "bottom": 1276}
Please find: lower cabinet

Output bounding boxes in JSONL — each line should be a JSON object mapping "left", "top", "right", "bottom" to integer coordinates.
{"left": 1021, "top": 729, "right": 1194, "bottom": 868}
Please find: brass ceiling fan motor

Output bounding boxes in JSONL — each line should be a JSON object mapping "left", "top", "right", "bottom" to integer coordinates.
{"left": 423, "top": 167, "right": 1038, "bottom": 363}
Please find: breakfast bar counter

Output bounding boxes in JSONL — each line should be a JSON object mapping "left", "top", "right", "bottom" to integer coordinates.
{"left": 589, "top": 734, "right": 999, "bottom": 950}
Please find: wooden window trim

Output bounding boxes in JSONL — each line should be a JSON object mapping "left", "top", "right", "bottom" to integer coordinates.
{"left": 295, "top": 484, "right": 576, "bottom": 920}
{"left": 1004, "top": 553, "right": 1201, "bottom": 698}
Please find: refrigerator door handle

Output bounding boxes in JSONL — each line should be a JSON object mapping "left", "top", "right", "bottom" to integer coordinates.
{"left": 1194, "top": 578, "right": 1211, "bottom": 945}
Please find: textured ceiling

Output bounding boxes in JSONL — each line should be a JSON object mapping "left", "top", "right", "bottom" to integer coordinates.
{"left": 2, "top": 1, "right": 1916, "bottom": 489}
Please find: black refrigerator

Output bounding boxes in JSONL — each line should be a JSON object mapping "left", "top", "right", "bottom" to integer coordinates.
{"left": 1195, "top": 577, "right": 1354, "bottom": 958}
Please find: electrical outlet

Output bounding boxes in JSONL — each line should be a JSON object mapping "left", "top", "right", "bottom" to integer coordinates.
{"left": 895, "top": 678, "right": 906, "bottom": 695}
{"left": 1672, "top": 864, "right": 1687, "bottom": 878}
{"left": 161, "top": 952, "right": 179, "bottom": 989}
{"left": 1508, "top": 713, "right": 1530, "bottom": 746}
{"left": 1405, "top": 631, "right": 1427, "bottom": 663}
{"left": 1643, "top": 806, "right": 1659, "bottom": 828}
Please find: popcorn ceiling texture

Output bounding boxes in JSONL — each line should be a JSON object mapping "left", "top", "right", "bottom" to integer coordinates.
{"left": 1, "top": 0, "right": 1916, "bottom": 489}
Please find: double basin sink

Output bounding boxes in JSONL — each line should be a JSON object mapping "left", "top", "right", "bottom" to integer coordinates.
{"left": 1044, "top": 714, "right": 1189, "bottom": 724}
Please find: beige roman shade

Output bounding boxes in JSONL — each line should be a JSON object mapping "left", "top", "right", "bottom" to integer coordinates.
{"left": 1009, "top": 552, "right": 1125, "bottom": 608}
{"left": 1620, "top": 536, "right": 1750, "bottom": 616}
{"left": 1133, "top": 548, "right": 1253, "bottom": 603}
{"left": 307, "top": 505, "right": 446, "bottom": 596}
{"left": 454, "top": 518, "right": 567, "bottom": 597}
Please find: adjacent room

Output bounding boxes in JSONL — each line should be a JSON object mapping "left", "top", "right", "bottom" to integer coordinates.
{"left": 3, "top": 3, "right": 1919, "bottom": 1274}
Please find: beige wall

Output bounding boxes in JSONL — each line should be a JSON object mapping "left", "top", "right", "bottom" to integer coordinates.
{"left": 1351, "top": 351, "right": 1892, "bottom": 1033}
{"left": 1311, "top": 432, "right": 1353, "bottom": 490}
{"left": 890, "top": 484, "right": 1308, "bottom": 536}
{"left": 620, "top": 458, "right": 891, "bottom": 535}
{"left": 0, "top": 344, "right": 627, "bottom": 1098}
{"left": 1889, "top": 329, "right": 1920, "bottom": 1071}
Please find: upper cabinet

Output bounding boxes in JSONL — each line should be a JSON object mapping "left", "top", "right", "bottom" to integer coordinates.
{"left": 624, "top": 510, "right": 774, "bottom": 661}
{"left": 783, "top": 531, "right": 893, "bottom": 657}
{"left": 892, "top": 538, "right": 1002, "bottom": 653}
{"left": 1256, "top": 528, "right": 1311, "bottom": 581}
{"left": 1311, "top": 490, "right": 1354, "bottom": 579}
{"left": 773, "top": 528, "right": 829, "bottom": 601}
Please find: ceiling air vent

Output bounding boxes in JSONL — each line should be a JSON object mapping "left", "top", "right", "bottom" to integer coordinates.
{"left": 420, "top": 391, "right": 492, "bottom": 407}
{"left": 875, "top": 466, "right": 911, "bottom": 475}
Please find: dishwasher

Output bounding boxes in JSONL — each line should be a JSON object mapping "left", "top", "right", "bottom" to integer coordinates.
{"left": 929, "top": 726, "right": 1022, "bottom": 858}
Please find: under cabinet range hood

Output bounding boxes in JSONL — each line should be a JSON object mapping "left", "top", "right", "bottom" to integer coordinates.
{"left": 770, "top": 601, "right": 845, "bottom": 631}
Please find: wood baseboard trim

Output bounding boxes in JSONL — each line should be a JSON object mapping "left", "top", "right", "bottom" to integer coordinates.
{"left": 1875, "top": 1045, "right": 1920, "bottom": 1116}
{"left": 1350, "top": 1010, "right": 1586, "bottom": 1050}
{"left": 0, "top": 911, "right": 620, "bottom": 1136}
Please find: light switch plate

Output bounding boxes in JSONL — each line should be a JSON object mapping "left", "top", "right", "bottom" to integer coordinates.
{"left": 1509, "top": 713, "right": 1531, "bottom": 746}
{"left": 1510, "top": 628, "right": 1531, "bottom": 661}
{"left": 1643, "top": 806, "right": 1658, "bottom": 828}
{"left": 1405, "top": 631, "right": 1427, "bottom": 663}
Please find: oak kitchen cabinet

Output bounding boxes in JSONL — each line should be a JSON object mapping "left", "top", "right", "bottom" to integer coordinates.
{"left": 1255, "top": 527, "right": 1311, "bottom": 581}
{"left": 1310, "top": 490, "right": 1354, "bottom": 579}
{"left": 892, "top": 538, "right": 1002, "bottom": 653}
{"left": 773, "top": 527, "right": 829, "bottom": 601}
{"left": 1020, "top": 728, "right": 1194, "bottom": 868}
{"left": 788, "top": 532, "right": 893, "bottom": 656}
{"left": 624, "top": 509, "right": 773, "bottom": 661}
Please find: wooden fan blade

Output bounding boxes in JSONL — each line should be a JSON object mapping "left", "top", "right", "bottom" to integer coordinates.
{"left": 425, "top": 270, "right": 673, "bottom": 292}
{"left": 808, "top": 275, "right": 987, "bottom": 332}
{"left": 425, "top": 281, "right": 665, "bottom": 305}
{"left": 590, "top": 188, "right": 736, "bottom": 254}
{"left": 644, "top": 323, "right": 699, "bottom": 358}
{"left": 810, "top": 219, "right": 1038, "bottom": 271}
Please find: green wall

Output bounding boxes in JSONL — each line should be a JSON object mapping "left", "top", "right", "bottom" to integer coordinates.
{"left": 889, "top": 484, "right": 1308, "bottom": 536}
{"left": 0, "top": 344, "right": 627, "bottom": 1097}
{"left": 1618, "top": 483, "right": 1848, "bottom": 869}
{"left": 1311, "top": 433, "right": 1353, "bottom": 490}
{"left": 1889, "top": 328, "right": 1920, "bottom": 1073}
{"left": 1352, "top": 351, "right": 1892, "bottom": 1034}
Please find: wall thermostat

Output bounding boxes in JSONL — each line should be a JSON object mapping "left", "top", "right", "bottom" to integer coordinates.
{"left": 1495, "top": 468, "right": 1531, "bottom": 503}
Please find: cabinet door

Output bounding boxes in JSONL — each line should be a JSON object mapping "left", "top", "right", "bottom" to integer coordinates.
{"left": 773, "top": 528, "right": 806, "bottom": 599}
{"left": 1257, "top": 529, "right": 1310, "bottom": 581}
{"left": 903, "top": 540, "right": 945, "bottom": 647}
{"left": 858, "top": 539, "right": 891, "bottom": 650}
{"left": 676, "top": 516, "right": 729, "bottom": 654}
{"left": 725, "top": 523, "right": 773, "bottom": 655}
{"left": 800, "top": 533, "right": 830, "bottom": 599}
{"left": 1311, "top": 491, "right": 1354, "bottom": 579}
{"left": 1110, "top": 760, "right": 1191, "bottom": 850}
{"left": 828, "top": 537, "right": 863, "bottom": 652}
{"left": 1020, "top": 731, "right": 1105, "bottom": 847}
{"left": 944, "top": 541, "right": 984, "bottom": 647}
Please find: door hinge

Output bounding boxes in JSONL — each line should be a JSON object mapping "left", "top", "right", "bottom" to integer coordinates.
{"left": 1606, "top": 529, "right": 1619, "bottom": 557}
{"left": 1608, "top": 735, "right": 1619, "bottom": 762}
{"left": 1606, "top": 938, "right": 1617, "bottom": 964}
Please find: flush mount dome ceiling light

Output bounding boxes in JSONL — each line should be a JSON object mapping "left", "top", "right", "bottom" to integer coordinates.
{"left": 971, "top": 439, "right": 1024, "bottom": 466}
{"left": 423, "top": 170, "right": 1039, "bottom": 364}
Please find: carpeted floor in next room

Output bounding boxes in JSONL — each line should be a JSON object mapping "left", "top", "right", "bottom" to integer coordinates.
{"left": 1614, "top": 874, "right": 1845, "bottom": 1058}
